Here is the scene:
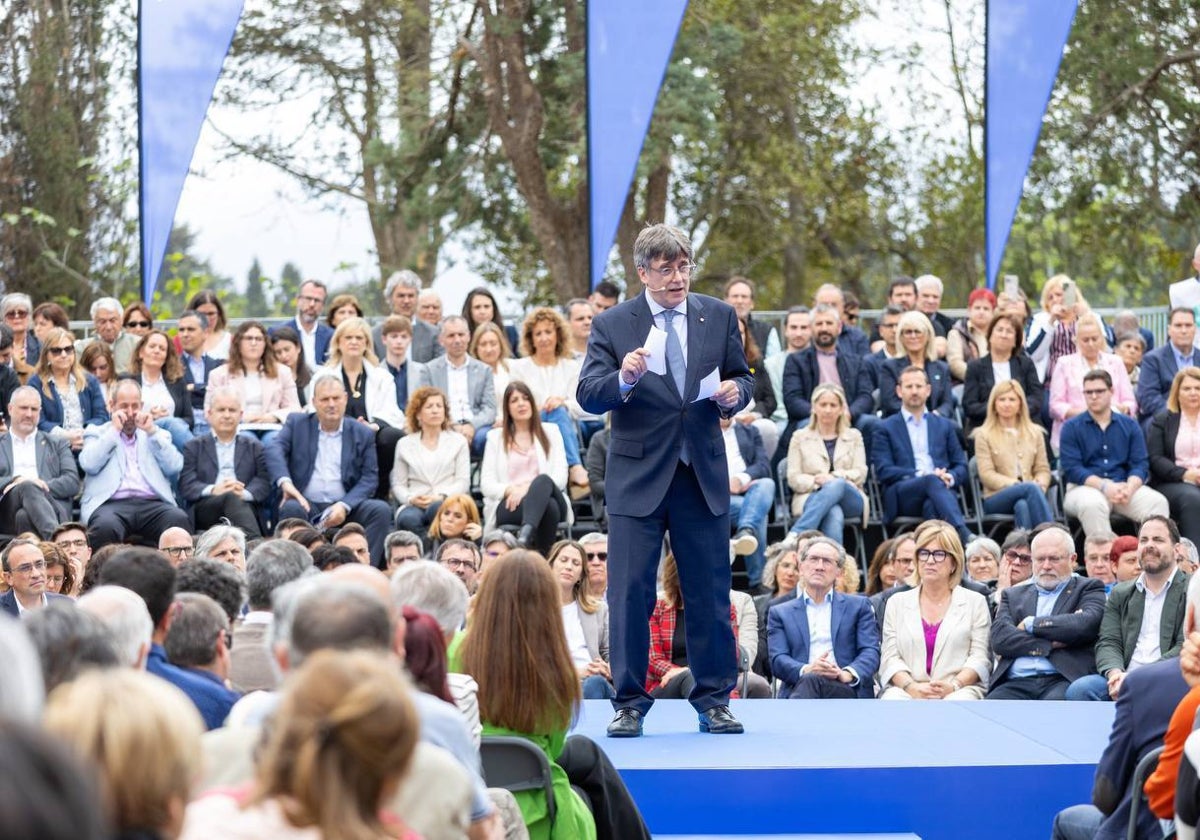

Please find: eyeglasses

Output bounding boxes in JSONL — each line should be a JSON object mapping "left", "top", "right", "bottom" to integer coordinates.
{"left": 645, "top": 262, "right": 697, "bottom": 280}
{"left": 585, "top": 551, "right": 608, "bottom": 561}
{"left": 441, "top": 557, "right": 477, "bottom": 571}
{"left": 4, "top": 310, "right": 28, "bottom": 320}
{"left": 1082, "top": 388, "right": 1110, "bottom": 397}
{"left": 56, "top": 538, "right": 88, "bottom": 549}
{"left": 916, "top": 549, "right": 950, "bottom": 564}
{"left": 162, "top": 546, "right": 194, "bottom": 558}
{"left": 11, "top": 559, "right": 46, "bottom": 575}
{"left": 900, "top": 329, "right": 925, "bottom": 337}
{"left": 1034, "top": 555, "right": 1069, "bottom": 566}
{"left": 1004, "top": 550, "right": 1033, "bottom": 566}
{"left": 240, "top": 335, "right": 266, "bottom": 343}
{"left": 125, "top": 320, "right": 150, "bottom": 328}
{"left": 47, "top": 345, "right": 75, "bottom": 356}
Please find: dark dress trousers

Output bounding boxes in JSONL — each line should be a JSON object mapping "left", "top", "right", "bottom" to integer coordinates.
{"left": 180, "top": 433, "right": 272, "bottom": 538}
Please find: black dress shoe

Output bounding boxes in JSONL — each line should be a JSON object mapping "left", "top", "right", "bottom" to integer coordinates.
{"left": 516, "top": 524, "right": 535, "bottom": 548}
{"left": 698, "top": 705, "right": 744, "bottom": 734}
{"left": 607, "top": 708, "right": 644, "bottom": 738}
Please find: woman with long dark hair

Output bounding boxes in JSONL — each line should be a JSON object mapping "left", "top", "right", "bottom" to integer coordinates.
{"left": 207, "top": 320, "right": 301, "bottom": 442}
{"left": 462, "top": 286, "right": 519, "bottom": 355}
{"left": 129, "top": 328, "right": 194, "bottom": 451}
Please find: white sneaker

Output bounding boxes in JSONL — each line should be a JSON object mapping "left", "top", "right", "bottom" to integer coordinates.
{"left": 731, "top": 529, "right": 759, "bottom": 557}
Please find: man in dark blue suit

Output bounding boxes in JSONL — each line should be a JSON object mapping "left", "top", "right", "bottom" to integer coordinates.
{"left": 873, "top": 365, "right": 972, "bottom": 544}
{"left": 274, "top": 279, "right": 333, "bottom": 367}
{"left": 0, "top": 539, "right": 73, "bottom": 617}
{"left": 767, "top": 537, "right": 880, "bottom": 699}
{"left": 177, "top": 309, "right": 222, "bottom": 433}
{"left": 1137, "top": 306, "right": 1199, "bottom": 429}
{"left": 578, "top": 224, "right": 754, "bottom": 737}
{"left": 265, "top": 371, "right": 391, "bottom": 566}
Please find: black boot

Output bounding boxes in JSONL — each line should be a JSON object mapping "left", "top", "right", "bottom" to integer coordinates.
{"left": 516, "top": 524, "right": 535, "bottom": 548}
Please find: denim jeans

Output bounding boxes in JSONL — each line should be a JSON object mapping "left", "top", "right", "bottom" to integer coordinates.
{"left": 582, "top": 674, "right": 616, "bottom": 699}
{"left": 791, "top": 478, "right": 864, "bottom": 545}
{"left": 541, "top": 405, "right": 583, "bottom": 467}
{"left": 155, "top": 416, "right": 193, "bottom": 452}
{"left": 1050, "top": 804, "right": 1103, "bottom": 840}
{"left": 729, "top": 477, "right": 774, "bottom": 587}
{"left": 1064, "top": 673, "right": 1112, "bottom": 702}
{"left": 982, "top": 481, "right": 1054, "bottom": 529}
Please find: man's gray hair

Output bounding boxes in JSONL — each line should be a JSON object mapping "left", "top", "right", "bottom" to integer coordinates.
{"left": 914, "top": 274, "right": 944, "bottom": 294}
{"left": 246, "top": 539, "right": 314, "bottom": 611}
{"left": 0, "top": 615, "right": 44, "bottom": 723}
{"left": 1083, "top": 531, "right": 1117, "bottom": 552}
{"left": 273, "top": 579, "right": 391, "bottom": 667}
{"left": 1031, "top": 525, "right": 1075, "bottom": 557}
{"left": 810, "top": 302, "right": 840, "bottom": 320}
{"left": 633, "top": 223, "right": 691, "bottom": 270}
{"left": 310, "top": 369, "right": 345, "bottom": 396}
{"left": 206, "top": 384, "right": 244, "bottom": 407}
{"left": 24, "top": 603, "right": 120, "bottom": 693}
{"left": 813, "top": 284, "right": 844, "bottom": 305}
{"left": 8, "top": 384, "right": 40, "bottom": 409}
{"left": 434, "top": 538, "right": 480, "bottom": 565}
{"left": 800, "top": 536, "right": 846, "bottom": 569}
{"left": 90, "top": 297, "right": 122, "bottom": 319}
{"left": 163, "top": 592, "right": 228, "bottom": 669}
{"left": 577, "top": 532, "right": 607, "bottom": 548}
{"left": 390, "top": 561, "right": 469, "bottom": 637}
{"left": 195, "top": 524, "right": 247, "bottom": 560}
{"left": 384, "top": 269, "right": 422, "bottom": 298}
{"left": 77, "top": 585, "right": 153, "bottom": 668}
{"left": 439, "top": 314, "right": 468, "bottom": 333}
{"left": 1181, "top": 537, "right": 1200, "bottom": 569}
{"left": 1, "top": 293, "right": 31, "bottom": 316}
{"left": 385, "top": 530, "right": 425, "bottom": 555}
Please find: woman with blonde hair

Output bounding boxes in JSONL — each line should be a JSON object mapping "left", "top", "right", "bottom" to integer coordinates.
{"left": 206, "top": 320, "right": 301, "bottom": 439}
{"left": 1026, "top": 273, "right": 1089, "bottom": 383}
{"left": 182, "top": 649, "right": 422, "bottom": 839}
{"left": 785, "top": 383, "right": 868, "bottom": 545}
{"left": 427, "top": 492, "right": 483, "bottom": 550}
{"left": 1148, "top": 366, "right": 1200, "bottom": 547}
{"left": 391, "top": 386, "right": 470, "bottom": 536}
{"left": 470, "top": 321, "right": 513, "bottom": 407}
{"left": 508, "top": 307, "right": 589, "bottom": 493}
{"left": 974, "top": 380, "right": 1054, "bottom": 529}
{"left": 1048, "top": 310, "right": 1136, "bottom": 451}
{"left": 44, "top": 668, "right": 205, "bottom": 840}
{"left": 548, "top": 539, "right": 613, "bottom": 699}
{"left": 878, "top": 521, "right": 991, "bottom": 700}
{"left": 29, "top": 327, "right": 109, "bottom": 450}
{"left": 877, "top": 310, "right": 954, "bottom": 418}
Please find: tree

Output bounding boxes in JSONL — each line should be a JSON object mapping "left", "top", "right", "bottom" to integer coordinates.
{"left": 244, "top": 257, "right": 267, "bottom": 317}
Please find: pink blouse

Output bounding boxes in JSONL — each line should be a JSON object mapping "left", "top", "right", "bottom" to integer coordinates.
{"left": 1177, "top": 415, "right": 1200, "bottom": 471}
{"left": 506, "top": 444, "right": 540, "bottom": 485}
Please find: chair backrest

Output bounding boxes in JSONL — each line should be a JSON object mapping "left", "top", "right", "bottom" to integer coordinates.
{"left": 774, "top": 458, "right": 792, "bottom": 530}
{"left": 1127, "top": 744, "right": 1165, "bottom": 840}
{"left": 480, "top": 735, "right": 557, "bottom": 823}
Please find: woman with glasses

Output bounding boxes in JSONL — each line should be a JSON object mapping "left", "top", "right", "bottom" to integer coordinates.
{"left": 129, "top": 329, "right": 194, "bottom": 451}
{"left": 121, "top": 301, "right": 154, "bottom": 340}
{"left": 877, "top": 310, "right": 955, "bottom": 419}
{"left": 185, "top": 289, "right": 231, "bottom": 360}
{"left": 207, "top": 320, "right": 301, "bottom": 442}
{"left": 878, "top": 520, "right": 991, "bottom": 700}
{"left": 29, "top": 328, "right": 109, "bottom": 450}
{"left": 548, "top": 539, "right": 614, "bottom": 700}
{"left": 974, "top": 380, "right": 1054, "bottom": 530}
{"left": 961, "top": 312, "right": 1043, "bottom": 434}
{"left": 1147, "top": 367, "right": 1200, "bottom": 548}
{"left": 2, "top": 293, "right": 38, "bottom": 384}
{"left": 391, "top": 386, "right": 470, "bottom": 539}
{"left": 1048, "top": 310, "right": 1136, "bottom": 452}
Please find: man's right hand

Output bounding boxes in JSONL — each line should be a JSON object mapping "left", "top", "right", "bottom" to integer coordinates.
{"left": 1107, "top": 669, "right": 1126, "bottom": 699}
{"left": 621, "top": 347, "right": 650, "bottom": 386}
{"left": 280, "top": 481, "right": 310, "bottom": 512}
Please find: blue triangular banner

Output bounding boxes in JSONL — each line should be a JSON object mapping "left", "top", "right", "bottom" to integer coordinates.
{"left": 985, "top": 0, "right": 1078, "bottom": 289}
{"left": 587, "top": 0, "right": 690, "bottom": 290}
{"left": 139, "top": 0, "right": 245, "bottom": 303}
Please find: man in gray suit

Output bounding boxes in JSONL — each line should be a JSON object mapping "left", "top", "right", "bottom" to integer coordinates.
{"left": 372, "top": 270, "right": 444, "bottom": 364}
{"left": 0, "top": 386, "right": 81, "bottom": 538}
{"left": 419, "top": 315, "right": 496, "bottom": 456}
{"left": 79, "top": 379, "right": 190, "bottom": 548}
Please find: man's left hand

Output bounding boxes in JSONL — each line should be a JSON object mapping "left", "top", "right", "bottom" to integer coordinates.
{"left": 711, "top": 380, "right": 740, "bottom": 410}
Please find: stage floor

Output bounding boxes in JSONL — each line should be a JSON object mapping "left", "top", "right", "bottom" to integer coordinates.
{"left": 570, "top": 699, "right": 1116, "bottom": 840}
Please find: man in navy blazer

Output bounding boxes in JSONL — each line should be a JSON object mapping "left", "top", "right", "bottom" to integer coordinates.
{"left": 275, "top": 279, "right": 333, "bottom": 366}
{"left": 768, "top": 537, "right": 880, "bottom": 699}
{"left": 177, "top": 309, "right": 222, "bottom": 432}
{"left": 0, "top": 386, "right": 81, "bottom": 538}
{"left": 264, "top": 372, "right": 391, "bottom": 566}
{"left": 577, "top": 223, "right": 754, "bottom": 737}
{"left": 873, "top": 365, "right": 972, "bottom": 544}
{"left": 722, "top": 416, "right": 773, "bottom": 589}
{"left": 1, "top": 539, "right": 73, "bottom": 617}
{"left": 180, "top": 387, "right": 272, "bottom": 538}
{"left": 1137, "top": 306, "right": 1199, "bottom": 429}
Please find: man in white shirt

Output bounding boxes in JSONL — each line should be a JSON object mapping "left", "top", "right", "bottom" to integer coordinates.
{"left": 565, "top": 298, "right": 594, "bottom": 359}
{"left": 419, "top": 316, "right": 496, "bottom": 457}
{"left": 1168, "top": 242, "right": 1200, "bottom": 349}
{"left": 0, "top": 386, "right": 80, "bottom": 538}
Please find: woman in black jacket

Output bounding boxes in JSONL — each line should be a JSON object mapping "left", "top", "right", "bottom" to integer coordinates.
{"left": 1147, "top": 366, "right": 1200, "bottom": 547}
{"left": 962, "top": 312, "right": 1042, "bottom": 434}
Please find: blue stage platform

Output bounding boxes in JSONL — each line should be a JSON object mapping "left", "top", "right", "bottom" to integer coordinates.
{"left": 571, "top": 699, "right": 1117, "bottom": 840}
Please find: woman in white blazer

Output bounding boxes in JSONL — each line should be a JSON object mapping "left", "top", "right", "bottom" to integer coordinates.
{"left": 480, "top": 381, "right": 570, "bottom": 555}
{"left": 548, "top": 539, "right": 614, "bottom": 699}
{"left": 879, "top": 521, "right": 992, "bottom": 700}
{"left": 391, "top": 386, "right": 471, "bottom": 536}
{"left": 785, "top": 383, "right": 869, "bottom": 545}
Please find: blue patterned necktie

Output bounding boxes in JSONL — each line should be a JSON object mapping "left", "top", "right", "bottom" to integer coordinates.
{"left": 661, "top": 308, "right": 686, "bottom": 399}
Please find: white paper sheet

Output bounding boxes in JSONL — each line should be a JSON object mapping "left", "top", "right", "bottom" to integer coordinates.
{"left": 643, "top": 325, "right": 668, "bottom": 375}
{"left": 694, "top": 368, "right": 721, "bottom": 402}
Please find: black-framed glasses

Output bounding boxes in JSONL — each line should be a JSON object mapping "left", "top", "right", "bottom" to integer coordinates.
{"left": 916, "top": 549, "right": 950, "bottom": 564}
{"left": 1004, "top": 550, "right": 1033, "bottom": 566}
{"left": 162, "top": 545, "right": 194, "bottom": 558}
{"left": 48, "top": 345, "right": 75, "bottom": 356}
{"left": 125, "top": 320, "right": 151, "bottom": 328}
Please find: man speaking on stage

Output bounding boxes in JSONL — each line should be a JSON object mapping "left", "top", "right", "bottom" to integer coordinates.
{"left": 578, "top": 223, "right": 754, "bottom": 737}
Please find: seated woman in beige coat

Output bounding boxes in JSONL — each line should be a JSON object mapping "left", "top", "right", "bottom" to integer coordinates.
{"left": 879, "top": 520, "right": 992, "bottom": 700}
{"left": 785, "top": 383, "right": 868, "bottom": 546}
{"left": 973, "top": 379, "right": 1054, "bottom": 530}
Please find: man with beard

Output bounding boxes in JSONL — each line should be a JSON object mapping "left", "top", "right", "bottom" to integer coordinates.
{"left": 1066, "top": 515, "right": 1190, "bottom": 701}
{"left": 780, "top": 303, "right": 877, "bottom": 459}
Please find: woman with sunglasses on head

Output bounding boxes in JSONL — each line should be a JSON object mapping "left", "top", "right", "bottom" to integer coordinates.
{"left": 2, "top": 293, "right": 38, "bottom": 384}
{"left": 28, "top": 328, "right": 109, "bottom": 451}
{"left": 878, "top": 520, "right": 991, "bottom": 700}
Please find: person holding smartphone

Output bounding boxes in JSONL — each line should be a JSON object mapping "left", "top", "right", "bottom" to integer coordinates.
{"left": 1027, "top": 274, "right": 1090, "bottom": 385}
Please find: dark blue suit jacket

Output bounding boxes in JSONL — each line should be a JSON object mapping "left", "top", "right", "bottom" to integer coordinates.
{"left": 767, "top": 591, "right": 880, "bottom": 699}
{"left": 1137, "top": 343, "right": 1200, "bottom": 426}
{"left": 181, "top": 353, "right": 222, "bottom": 413}
{"left": 990, "top": 576, "right": 1106, "bottom": 686}
{"left": 274, "top": 319, "right": 333, "bottom": 366}
{"left": 180, "top": 433, "right": 272, "bottom": 504}
{"left": 732, "top": 423, "right": 770, "bottom": 482}
{"left": 577, "top": 293, "right": 753, "bottom": 517}
{"left": 872, "top": 410, "right": 968, "bottom": 520}
{"left": 782, "top": 346, "right": 876, "bottom": 424}
{"left": 877, "top": 358, "right": 955, "bottom": 419}
{"left": 264, "top": 414, "right": 379, "bottom": 513}
{"left": 0, "top": 590, "right": 72, "bottom": 618}
{"left": 1091, "top": 657, "right": 1188, "bottom": 840}
{"left": 27, "top": 373, "right": 110, "bottom": 432}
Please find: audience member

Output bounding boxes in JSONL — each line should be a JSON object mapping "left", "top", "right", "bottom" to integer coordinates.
{"left": 812, "top": 283, "right": 870, "bottom": 357}
{"left": 469, "top": 320, "right": 513, "bottom": 412}
{"left": 79, "top": 340, "right": 116, "bottom": 387}
{"left": 277, "top": 278, "right": 332, "bottom": 366}
{"left": 866, "top": 536, "right": 914, "bottom": 597}
{"left": 1081, "top": 532, "right": 1117, "bottom": 591}
{"left": 158, "top": 527, "right": 195, "bottom": 566}
{"left": 2, "top": 538, "right": 74, "bottom": 616}
{"left": 725, "top": 276, "right": 780, "bottom": 358}
{"left": 579, "top": 531, "right": 608, "bottom": 602}
{"left": 2, "top": 293, "right": 37, "bottom": 383}
{"left": 378, "top": 314, "right": 427, "bottom": 417}
{"left": 186, "top": 290, "right": 232, "bottom": 360}
{"left": 74, "top": 296, "right": 137, "bottom": 372}
{"left": 964, "top": 537, "right": 1001, "bottom": 585}
{"left": 1147, "top": 366, "right": 1200, "bottom": 547}
{"left": 0, "top": 615, "right": 45, "bottom": 721}
{"left": 428, "top": 492, "right": 483, "bottom": 551}
{"left": 206, "top": 320, "right": 301, "bottom": 441}
{"left": 1114, "top": 331, "right": 1145, "bottom": 388}
{"left": 268, "top": 325, "right": 311, "bottom": 407}
{"left": 0, "top": 386, "right": 80, "bottom": 538}
{"left": 129, "top": 328, "right": 195, "bottom": 451}
{"left": 176, "top": 554, "right": 247, "bottom": 621}
{"left": 1049, "top": 311, "right": 1137, "bottom": 451}
{"left": 877, "top": 312, "right": 954, "bottom": 419}
{"left": 868, "top": 277, "right": 917, "bottom": 350}
{"left": 947, "top": 288, "right": 995, "bottom": 384}
{"left": 436, "top": 538, "right": 482, "bottom": 596}
{"left": 52, "top": 521, "right": 92, "bottom": 582}
{"left": 588, "top": 279, "right": 621, "bottom": 313}
{"left": 29, "top": 326, "right": 109, "bottom": 450}
{"left": 392, "top": 385, "right": 470, "bottom": 535}
{"left": 913, "top": 274, "right": 955, "bottom": 347}
{"left": 1026, "top": 274, "right": 1088, "bottom": 384}
{"left": 781, "top": 303, "right": 876, "bottom": 436}
{"left": 418, "top": 288, "right": 444, "bottom": 326}
{"left": 232, "top": 539, "right": 312, "bottom": 692}
{"left": 163, "top": 592, "right": 239, "bottom": 725}
{"left": 385, "top": 529, "right": 425, "bottom": 577}
{"left": 325, "top": 291, "right": 364, "bottom": 328}
{"left": 330, "top": 522, "right": 371, "bottom": 565}
{"left": 564, "top": 298, "right": 594, "bottom": 359}
{"left": 973, "top": 380, "right": 1054, "bottom": 530}
{"left": 23, "top": 602, "right": 120, "bottom": 692}
{"left": 763, "top": 306, "right": 811, "bottom": 430}
{"left": 373, "top": 270, "right": 443, "bottom": 363}
{"left": 421, "top": 315, "right": 497, "bottom": 458}
{"left": 31, "top": 300, "right": 69, "bottom": 343}
{"left": 76, "top": 584, "right": 153, "bottom": 669}
{"left": 961, "top": 312, "right": 1043, "bottom": 433}
{"left": 1109, "top": 535, "right": 1142, "bottom": 583}
{"left": 462, "top": 286, "right": 519, "bottom": 357}
{"left": 175, "top": 309, "right": 221, "bottom": 431}
{"left": 548, "top": 540, "right": 614, "bottom": 700}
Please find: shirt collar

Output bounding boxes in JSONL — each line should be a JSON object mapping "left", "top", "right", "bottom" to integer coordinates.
{"left": 901, "top": 407, "right": 924, "bottom": 425}
{"left": 802, "top": 587, "right": 835, "bottom": 606}
{"left": 10, "top": 429, "right": 36, "bottom": 445}
{"left": 1135, "top": 570, "right": 1176, "bottom": 594}
{"left": 644, "top": 291, "right": 687, "bottom": 319}
{"left": 1034, "top": 575, "right": 1071, "bottom": 597}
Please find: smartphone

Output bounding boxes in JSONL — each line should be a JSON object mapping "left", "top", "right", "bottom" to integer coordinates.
{"left": 1003, "top": 274, "right": 1019, "bottom": 299}
{"left": 1063, "top": 283, "right": 1077, "bottom": 309}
